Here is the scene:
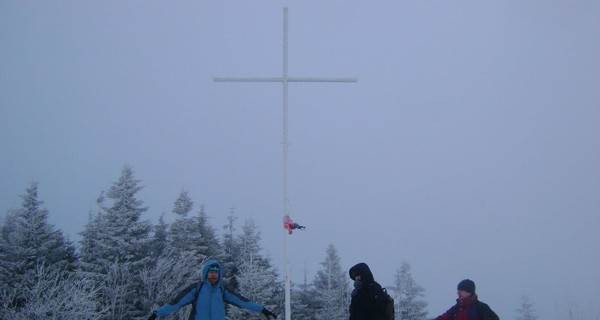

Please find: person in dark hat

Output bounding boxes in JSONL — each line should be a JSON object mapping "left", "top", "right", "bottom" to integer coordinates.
{"left": 433, "top": 279, "right": 499, "bottom": 320}
{"left": 348, "top": 262, "right": 388, "bottom": 320}
{"left": 147, "top": 259, "right": 277, "bottom": 320}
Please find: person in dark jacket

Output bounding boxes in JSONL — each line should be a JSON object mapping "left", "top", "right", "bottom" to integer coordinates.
{"left": 147, "top": 259, "right": 276, "bottom": 320}
{"left": 433, "top": 279, "right": 500, "bottom": 320}
{"left": 348, "top": 262, "right": 387, "bottom": 320}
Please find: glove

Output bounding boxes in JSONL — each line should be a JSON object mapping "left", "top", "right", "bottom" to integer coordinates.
{"left": 148, "top": 311, "right": 157, "bottom": 320}
{"left": 262, "top": 307, "right": 277, "bottom": 319}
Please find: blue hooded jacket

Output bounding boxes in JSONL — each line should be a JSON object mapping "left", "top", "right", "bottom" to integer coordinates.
{"left": 155, "top": 259, "right": 264, "bottom": 320}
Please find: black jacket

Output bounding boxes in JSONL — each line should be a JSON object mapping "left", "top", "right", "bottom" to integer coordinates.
{"left": 348, "top": 263, "right": 387, "bottom": 320}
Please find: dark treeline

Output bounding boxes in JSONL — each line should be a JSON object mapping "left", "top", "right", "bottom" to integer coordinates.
{"left": 5, "top": 165, "right": 520, "bottom": 320}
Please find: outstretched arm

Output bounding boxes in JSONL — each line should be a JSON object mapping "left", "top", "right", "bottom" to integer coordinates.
{"left": 154, "top": 283, "right": 197, "bottom": 317}
{"left": 223, "top": 289, "right": 264, "bottom": 313}
{"left": 222, "top": 288, "right": 277, "bottom": 318}
{"left": 432, "top": 304, "right": 459, "bottom": 320}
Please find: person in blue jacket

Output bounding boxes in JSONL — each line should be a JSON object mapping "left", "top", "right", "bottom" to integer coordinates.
{"left": 148, "top": 259, "right": 277, "bottom": 320}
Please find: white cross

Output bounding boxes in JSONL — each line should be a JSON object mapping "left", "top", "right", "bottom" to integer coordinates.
{"left": 214, "top": 8, "right": 357, "bottom": 320}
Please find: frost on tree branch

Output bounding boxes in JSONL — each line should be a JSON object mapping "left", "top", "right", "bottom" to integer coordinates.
{"left": 0, "top": 264, "right": 104, "bottom": 320}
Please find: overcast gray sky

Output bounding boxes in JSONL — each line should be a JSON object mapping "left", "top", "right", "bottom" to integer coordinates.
{"left": 1, "top": 1, "right": 599, "bottom": 319}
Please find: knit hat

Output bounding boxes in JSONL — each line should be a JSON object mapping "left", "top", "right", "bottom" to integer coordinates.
{"left": 457, "top": 279, "right": 476, "bottom": 295}
{"left": 208, "top": 265, "right": 220, "bottom": 273}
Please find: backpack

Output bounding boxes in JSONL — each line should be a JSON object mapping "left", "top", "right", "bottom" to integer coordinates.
{"left": 382, "top": 288, "right": 395, "bottom": 320}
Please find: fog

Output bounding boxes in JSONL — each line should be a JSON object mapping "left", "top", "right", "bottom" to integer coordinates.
{"left": 1, "top": 1, "right": 599, "bottom": 319}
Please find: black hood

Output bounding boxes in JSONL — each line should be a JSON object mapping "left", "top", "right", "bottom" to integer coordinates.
{"left": 349, "top": 262, "right": 375, "bottom": 283}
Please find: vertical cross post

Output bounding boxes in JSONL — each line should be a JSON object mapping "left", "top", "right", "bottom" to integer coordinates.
{"left": 214, "top": 7, "right": 356, "bottom": 320}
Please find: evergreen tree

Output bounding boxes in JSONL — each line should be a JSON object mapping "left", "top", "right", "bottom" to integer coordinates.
{"left": 290, "top": 268, "right": 317, "bottom": 320}
{"left": 391, "top": 261, "right": 428, "bottom": 320}
{"left": 515, "top": 295, "right": 537, "bottom": 320}
{"left": 150, "top": 213, "right": 169, "bottom": 259}
{"left": 0, "top": 182, "right": 77, "bottom": 307}
{"left": 0, "top": 212, "right": 23, "bottom": 295}
{"left": 173, "top": 189, "right": 193, "bottom": 217}
{"left": 196, "top": 205, "right": 222, "bottom": 261}
{"left": 236, "top": 219, "right": 269, "bottom": 267}
{"left": 102, "top": 165, "right": 151, "bottom": 265}
{"left": 167, "top": 190, "right": 196, "bottom": 252}
{"left": 220, "top": 208, "right": 239, "bottom": 290}
{"left": 78, "top": 193, "right": 107, "bottom": 276}
{"left": 166, "top": 190, "right": 207, "bottom": 270}
{"left": 78, "top": 165, "right": 152, "bottom": 319}
{"left": 312, "top": 244, "right": 349, "bottom": 320}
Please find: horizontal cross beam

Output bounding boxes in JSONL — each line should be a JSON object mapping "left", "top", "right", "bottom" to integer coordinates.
{"left": 214, "top": 77, "right": 358, "bottom": 83}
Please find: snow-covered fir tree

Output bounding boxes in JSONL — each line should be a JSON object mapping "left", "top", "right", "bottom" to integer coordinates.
{"left": 173, "top": 189, "right": 193, "bottom": 217}
{"left": 515, "top": 295, "right": 537, "bottom": 320}
{"left": 101, "top": 165, "right": 152, "bottom": 265}
{"left": 290, "top": 268, "right": 317, "bottom": 320}
{"left": 220, "top": 208, "right": 240, "bottom": 290}
{"left": 391, "top": 261, "right": 428, "bottom": 320}
{"left": 196, "top": 205, "right": 222, "bottom": 261}
{"left": 78, "top": 192, "right": 107, "bottom": 275}
{"left": 0, "top": 182, "right": 77, "bottom": 310}
{"left": 167, "top": 190, "right": 208, "bottom": 267}
{"left": 312, "top": 244, "right": 350, "bottom": 320}
{"left": 150, "top": 213, "right": 169, "bottom": 259}
{"left": 78, "top": 165, "right": 153, "bottom": 319}
{"left": 236, "top": 219, "right": 269, "bottom": 267}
